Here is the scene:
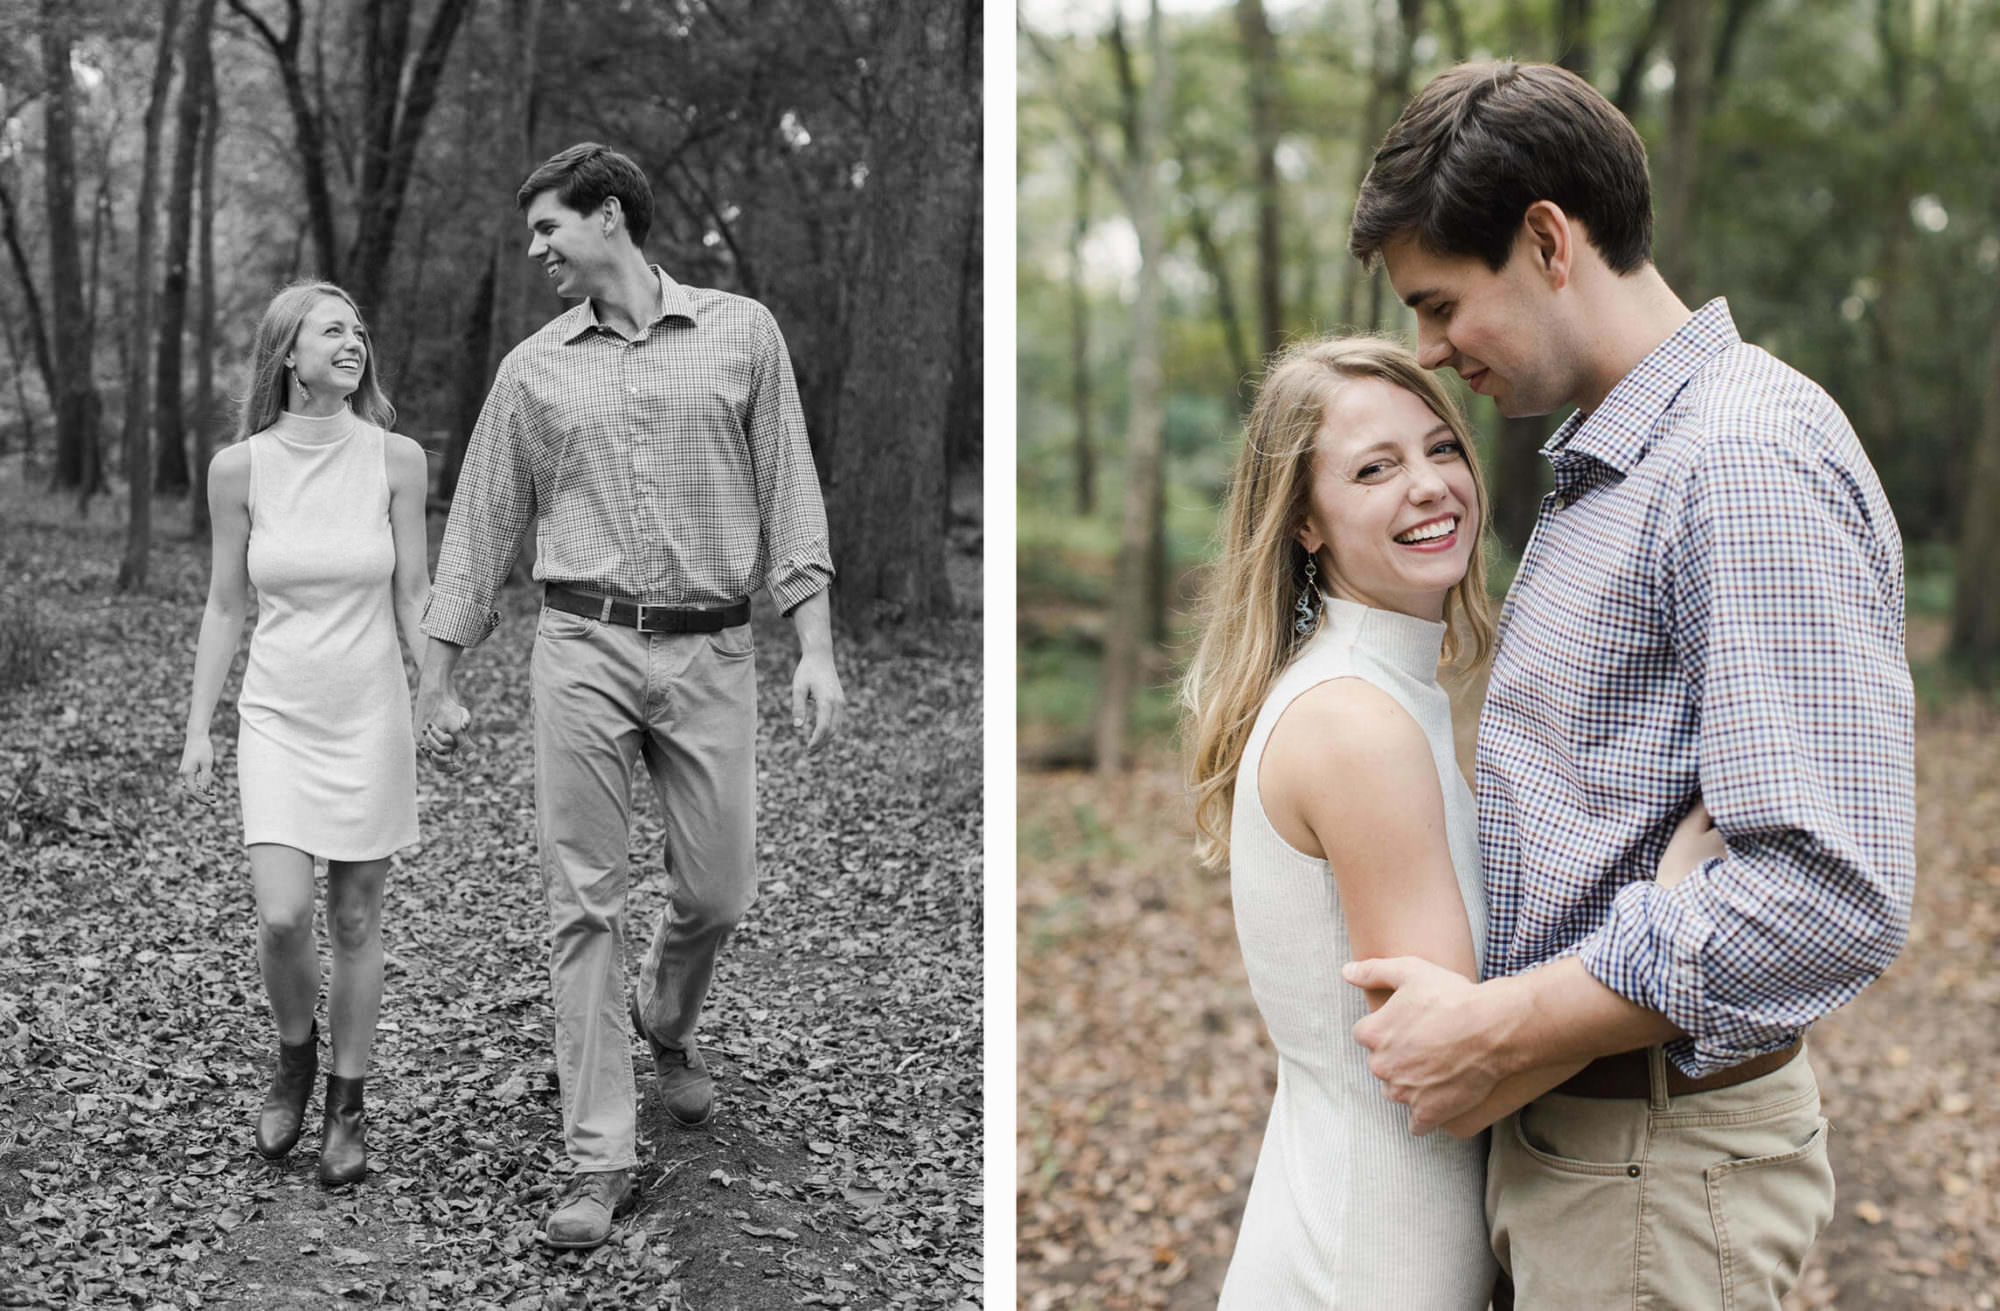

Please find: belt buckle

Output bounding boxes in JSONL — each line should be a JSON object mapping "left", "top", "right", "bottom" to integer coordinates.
{"left": 634, "top": 603, "right": 671, "bottom": 634}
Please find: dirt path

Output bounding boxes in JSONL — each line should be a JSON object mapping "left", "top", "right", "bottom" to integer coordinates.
{"left": 0, "top": 476, "right": 983, "bottom": 1310}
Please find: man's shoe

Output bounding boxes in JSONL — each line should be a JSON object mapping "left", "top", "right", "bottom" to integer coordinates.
{"left": 629, "top": 996, "right": 714, "bottom": 1127}
{"left": 255, "top": 1022, "right": 318, "bottom": 1159}
{"left": 542, "top": 1169, "right": 635, "bottom": 1250}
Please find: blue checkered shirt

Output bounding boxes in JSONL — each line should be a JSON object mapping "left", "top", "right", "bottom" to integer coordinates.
{"left": 424, "top": 266, "right": 834, "bottom": 648}
{"left": 1476, "top": 298, "right": 1915, "bottom": 1077}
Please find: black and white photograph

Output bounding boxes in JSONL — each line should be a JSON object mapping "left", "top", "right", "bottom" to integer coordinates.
{"left": 0, "top": 1, "right": 983, "bottom": 1307}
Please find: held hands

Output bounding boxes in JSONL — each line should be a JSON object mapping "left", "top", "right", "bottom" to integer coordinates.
{"left": 790, "top": 650, "right": 847, "bottom": 751}
{"left": 1657, "top": 798, "right": 1724, "bottom": 888}
{"left": 417, "top": 693, "right": 472, "bottom": 773}
{"left": 178, "top": 736, "right": 218, "bottom": 807}
{"left": 1343, "top": 956, "right": 1500, "bottom": 1136}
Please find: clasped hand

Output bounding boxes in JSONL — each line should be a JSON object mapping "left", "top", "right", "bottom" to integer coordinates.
{"left": 1344, "top": 956, "right": 1500, "bottom": 1135}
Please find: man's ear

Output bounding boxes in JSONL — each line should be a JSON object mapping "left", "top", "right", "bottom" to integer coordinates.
{"left": 600, "top": 196, "right": 624, "bottom": 237}
{"left": 1520, "top": 200, "right": 1574, "bottom": 291}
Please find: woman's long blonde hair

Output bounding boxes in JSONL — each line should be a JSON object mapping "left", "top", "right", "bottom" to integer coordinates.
{"left": 235, "top": 281, "right": 396, "bottom": 441}
{"left": 1181, "top": 335, "right": 1496, "bottom": 867}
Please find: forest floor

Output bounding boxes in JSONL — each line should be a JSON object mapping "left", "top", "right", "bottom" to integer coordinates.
{"left": 0, "top": 460, "right": 984, "bottom": 1310}
{"left": 1017, "top": 618, "right": 2000, "bottom": 1310}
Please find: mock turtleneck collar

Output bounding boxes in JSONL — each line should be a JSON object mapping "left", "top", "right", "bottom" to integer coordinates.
{"left": 270, "top": 407, "right": 357, "bottom": 447}
{"left": 1312, "top": 594, "right": 1447, "bottom": 682}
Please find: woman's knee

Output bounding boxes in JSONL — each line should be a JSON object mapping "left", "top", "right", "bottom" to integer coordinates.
{"left": 326, "top": 897, "right": 380, "bottom": 952}
{"left": 258, "top": 898, "right": 315, "bottom": 944}
{"left": 326, "top": 863, "right": 386, "bottom": 952}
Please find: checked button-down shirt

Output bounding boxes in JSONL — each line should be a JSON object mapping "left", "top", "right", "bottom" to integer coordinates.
{"left": 424, "top": 266, "right": 834, "bottom": 649}
{"left": 1477, "top": 298, "right": 1915, "bottom": 1077}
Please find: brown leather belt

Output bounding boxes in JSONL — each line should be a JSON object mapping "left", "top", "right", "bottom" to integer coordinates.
{"left": 544, "top": 584, "right": 748, "bottom": 634}
{"left": 1555, "top": 1038, "right": 1803, "bottom": 1100}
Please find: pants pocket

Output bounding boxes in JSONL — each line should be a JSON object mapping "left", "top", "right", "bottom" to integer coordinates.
{"left": 1705, "top": 1117, "right": 1835, "bottom": 1310}
{"left": 1489, "top": 1111, "right": 1645, "bottom": 1310}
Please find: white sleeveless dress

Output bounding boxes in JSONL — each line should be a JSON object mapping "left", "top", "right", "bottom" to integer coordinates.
{"left": 1219, "top": 596, "right": 1496, "bottom": 1309}
{"left": 237, "top": 409, "right": 418, "bottom": 861}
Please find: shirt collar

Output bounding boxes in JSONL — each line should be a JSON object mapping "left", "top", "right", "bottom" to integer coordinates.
{"left": 1544, "top": 297, "right": 1740, "bottom": 474}
{"left": 560, "top": 265, "right": 697, "bottom": 343}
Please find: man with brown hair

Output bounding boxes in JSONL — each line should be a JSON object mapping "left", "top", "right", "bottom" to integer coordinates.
{"left": 1339, "top": 61, "right": 1914, "bottom": 1308}
{"left": 415, "top": 142, "right": 847, "bottom": 1250}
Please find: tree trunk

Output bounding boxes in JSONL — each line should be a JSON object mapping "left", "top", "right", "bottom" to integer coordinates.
{"left": 442, "top": 253, "right": 496, "bottom": 502}
{"left": 1656, "top": 0, "right": 1714, "bottom": 299}
{"left": 227, "top": 0, "right": 340, "bottom": 280}
{"left": 1068, "top": 159, "right": 1095, "bottom": 516}
{"left": 1613, "top": 0, "right": 1671, "bottom": 117}
{"left": 157, "top": 0, "right": 215, "bottom": 496}
{"left": 42, "top": 0, "right": 101, "bottom": 496}
{"left": 1491, "top": 415, "right": 1550, "bottom": 555}
{"left": 827, "top": 0, "right": 977, "bottom": 628}
{"left": 0, "top": 174, "right": 57, "bottom": 436}
{"left": 1950, "top": 280, "right": 2000, "bottom": 670}
{"left": 0, "top": 312, "right": 35, "bottom": 459}
{"left": 1184, "top": 199, "right": 1250, "bottom": 397}
{"left": 192, "top": 45, "right": 220, "bottom": 540}
{"left": 344, "top": 0, "right": 477, "bottom": 323}
{"left": 1238, "top": 0, "right": 1282, "bottom": 360}
{"left": 945, "top": 182, "right": 982, "bottom": 511}
{"left": 119, "top": 0, "right": 183, "bottom": 591}
{"left": 1093, "top": 0, "right": 1170, "bottom": 775}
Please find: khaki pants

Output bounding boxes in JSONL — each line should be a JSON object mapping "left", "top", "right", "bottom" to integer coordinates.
{"left": 1487, "top": 1047, "right": 1833, "bottom": 1310}
{"left": 530, "top": 606, "right": 758, "bottom": 1172}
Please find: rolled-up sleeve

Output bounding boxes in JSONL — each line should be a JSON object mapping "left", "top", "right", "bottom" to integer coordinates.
{"left": 744, "top": 305, "right": 833, "bottom": 614}
{"left": 1575, "top": 433, "right": 1915, "bottom": 1076}
{"left": 422, "top": 360, "right": 535, "bottom": 649}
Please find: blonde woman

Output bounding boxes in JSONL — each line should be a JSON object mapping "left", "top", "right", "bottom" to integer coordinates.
{"left": 1184, "top": 337, "right": 1712, "bottom": 1307}
{"left": 178, "top": 281, "right": 466, "bottom": 1186}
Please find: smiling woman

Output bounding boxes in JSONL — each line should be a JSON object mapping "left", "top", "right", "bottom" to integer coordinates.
{"left": 177, "top": 279, "right": 464, "bottom": 1191}
{"left": 1176, "top": 335, "right": 1506, "bottom": 1307}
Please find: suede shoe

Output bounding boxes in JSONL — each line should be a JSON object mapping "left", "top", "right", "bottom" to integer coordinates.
{"left": 542, "top": 1169, "right": 635, "bottom": 1250}
{"left": 255, "top": 1022, "right": 318, "bottom": 1159}
{"left": 629, "top": 996, "right": 714, "bottom": 1126}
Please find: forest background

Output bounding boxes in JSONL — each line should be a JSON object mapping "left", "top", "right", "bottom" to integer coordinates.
{"left": 0, "top": 1, "right": 985, "bottom": 1307}
{"left": 1018, "top": 1, "right": 2000, "bottom": 1307}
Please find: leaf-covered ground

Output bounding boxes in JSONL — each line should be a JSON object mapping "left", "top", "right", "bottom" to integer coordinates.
{"left": 0, "top": 463, "right": 983, "bottom": 1310}
{"left": 1017, "top": 632, "right": 2000, "bottom": 1310}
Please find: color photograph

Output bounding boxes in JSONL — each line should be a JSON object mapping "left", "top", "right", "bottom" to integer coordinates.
{"left": 1017, "top": 2, "right": 2000, "bottom": 1307}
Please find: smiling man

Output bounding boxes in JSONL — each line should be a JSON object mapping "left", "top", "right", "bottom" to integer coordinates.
{"left": 414, "top": 142, "right": 845, "bottom": 1250}
{"left": 1338, "top": 62, "right": 1914, "bottom": 1308}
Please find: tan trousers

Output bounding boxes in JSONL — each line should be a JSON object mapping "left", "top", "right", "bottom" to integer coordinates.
{"left": 1487, "top": 1047, "right": 1834, "bottom": 1310}
{"left": 531, "top": 606, "right": 758, "bottom": 1172}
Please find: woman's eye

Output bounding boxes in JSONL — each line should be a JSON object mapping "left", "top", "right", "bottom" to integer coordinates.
{"left": 1432, "top": 440, "right": 1464, "bottom": 458}
{"left": 1357, "top": 463, "right": 1386, "bottom": 479}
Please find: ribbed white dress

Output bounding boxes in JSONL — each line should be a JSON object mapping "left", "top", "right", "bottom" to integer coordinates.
{"left": 1218, "top": 595, "right": 1497, "bottom": 1309}
{"left": 237, "top": 409, "right": 418, "bottom": 861}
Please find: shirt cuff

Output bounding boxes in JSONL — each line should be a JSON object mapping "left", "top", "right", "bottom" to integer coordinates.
{"left": 767, "top": 559, "right": 833, "bottom": 616}
{"left": 1575, "top": 876, "right": 1804, "bottom": 1078}
{"left": 421, "top": 591, "right": 502, "bottom": 649}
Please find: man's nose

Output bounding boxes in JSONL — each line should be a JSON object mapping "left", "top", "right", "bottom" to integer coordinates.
{"left": 1416, "top": 326, "right": 1452, "bottom": 371}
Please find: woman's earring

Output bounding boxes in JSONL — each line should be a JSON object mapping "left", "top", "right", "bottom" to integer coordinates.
{"left": 1293, "top": 554, "right": 1322, "bottom": 636}
{"left": 291, "top": 365, "right": 311, "bottom": 402}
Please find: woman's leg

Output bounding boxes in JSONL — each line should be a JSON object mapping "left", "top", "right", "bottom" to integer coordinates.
{"left": 249, "top": 844, "right": 320, "bottom": 1042}
{"left": 324, "top": 857, "right": 388, "bottom": 1078}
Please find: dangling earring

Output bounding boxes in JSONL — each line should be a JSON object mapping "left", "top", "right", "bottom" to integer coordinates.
{"left": 287, "top": 358, "right": 311, "bottom": 403}
{"left": 1293, "top": 553, "right": 1322, "bottom": 636}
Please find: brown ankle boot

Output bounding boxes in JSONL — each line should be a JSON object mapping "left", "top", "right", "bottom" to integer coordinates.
{"left": 254, "top": 1022, "right": 318, "bottom": 1159}
{"left": 317, "top": 1074, "right": 367, "bottom": 1186}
